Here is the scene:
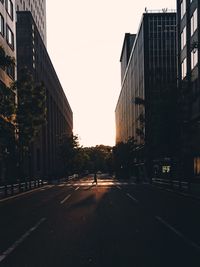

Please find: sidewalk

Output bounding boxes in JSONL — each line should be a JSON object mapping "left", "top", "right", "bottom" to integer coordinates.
{"left": 152, "top": 177, "right": 200, "bottom": 201}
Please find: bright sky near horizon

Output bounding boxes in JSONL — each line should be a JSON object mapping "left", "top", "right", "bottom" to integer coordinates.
{"left": 46, "top": 0, "right": 176, "bottom": 147}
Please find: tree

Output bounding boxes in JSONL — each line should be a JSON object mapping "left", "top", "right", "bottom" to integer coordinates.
{"left": 0, "top": 46, "right": 16, "bottom": 184}
{"left": 58, "top": 141, "right": 114, "bottom": 177}
{"left": 113, "top": 137, "right": 137, "bottom": 179}
{"left": 58, "top": 134, "right": 80, "bottom": 176}
{"left": 0, "top": 46, "right": 15, "bottom": 68}
{"left": 81, "top": 145, "right": 113, "bottom": 174}
{"left": 134, "top": 97, "right": 145, "bottom": 141}
{"left": 16, "top": 68, "right": 46, "bottom": 179}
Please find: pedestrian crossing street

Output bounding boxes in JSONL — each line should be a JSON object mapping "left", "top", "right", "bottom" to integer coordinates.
{"left": 58, "top": 178, "right": 136, "bottom": 187}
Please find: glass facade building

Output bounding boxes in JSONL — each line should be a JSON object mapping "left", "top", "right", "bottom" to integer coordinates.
{"left": 115, "top": 12, "right": 177, "bottom": 177}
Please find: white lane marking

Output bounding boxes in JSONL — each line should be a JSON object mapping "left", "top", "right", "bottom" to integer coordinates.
{"left": 0, "top": 217, "right": 46, "bottom": 263}
{"left": 126, "top": 193, "right": 139, "bottom": 203}
{"left": 75, "top": 187, "right": 80, "bottom": 191}
{"left": 155, "top": 216, "right": 200, "bottom": 252}
{"left": 117, "top": 186, "right": 122, "bottom": 190}
{"left": 58, "top": 184, "right": 65, "bottom": 187}
{"left": 60, "top": 194, "right": 71, "bottom": 204}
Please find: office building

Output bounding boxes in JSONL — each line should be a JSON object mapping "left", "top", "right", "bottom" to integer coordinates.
{"left": 115, "top": 11, "right": 177, "bottom": 177}
{"left": 120, "top": 33, "right": 136, "bottom": 84}
{"left": 177, "top": 0, "right": 200, "bottom": 178}
{"left": 0, "top": 0, "right": 16, "bottom": 87}
{"left": 0, "top": 0, "right": 16, "bottom": 184}
{"left": 16, "top": 12, "right": 73, "bottom": 179}
{"left": 15, "top": 0, "right": 46, "bottom": 45}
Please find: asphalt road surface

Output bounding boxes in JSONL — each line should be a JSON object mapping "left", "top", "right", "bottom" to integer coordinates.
{"left": 0, "top": 176, "right": 200, "bottom": 267}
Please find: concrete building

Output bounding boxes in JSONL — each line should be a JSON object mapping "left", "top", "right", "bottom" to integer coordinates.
{"left": 16, "top": 12, "right": 73, "bottom": 179}
{"left": 0, "top": 0, "right": 16, "bottom": 87}
{"left": 115, "top": 11, "right": 177, "bottom": 178}
{"left": 15, "top": 0, "right": 46, "bottom": 46}
{"left": 177, "top": 0, "right": 200, "bottom": 179}
{"left": 0, "top": 0, "right": 17, "bottom": 184}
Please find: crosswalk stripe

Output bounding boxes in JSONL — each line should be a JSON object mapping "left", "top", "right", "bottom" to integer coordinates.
{"left": 61, "top": 180, "right": 136, "bottom": 187}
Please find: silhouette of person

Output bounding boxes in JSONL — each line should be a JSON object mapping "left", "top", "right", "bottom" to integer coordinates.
{"left": 92, "top": 172, "right": 97, "bottom": 185}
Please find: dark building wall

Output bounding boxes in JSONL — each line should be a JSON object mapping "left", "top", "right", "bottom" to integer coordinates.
{"left": 144, "top": 13, "right": 177, "bottom": 159}
{"left": 16, "top": 12, "right": 73, "bottom": 179}
{"left": 15, "top": 0, "right": 46, "bottom": 46}
{"left": 115, "top": 12, "right": 177, "bottom": 177}
{"left": 177, "top": 0, "right": 200, "bottom": 178}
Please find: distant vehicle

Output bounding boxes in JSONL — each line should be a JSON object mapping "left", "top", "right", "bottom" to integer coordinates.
{"left": 68, "top": 174, "right": 79, "bottom": 180}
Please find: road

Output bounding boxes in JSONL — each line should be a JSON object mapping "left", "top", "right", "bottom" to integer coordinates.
{"left": 0, "top": 176, "right": 200, "bottom": 267}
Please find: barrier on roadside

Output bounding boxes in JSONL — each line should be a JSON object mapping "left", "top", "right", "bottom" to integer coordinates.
{"left": 0, "top": 180, "right": 48, "bottom": 199}
{"left": 152, "top": 177, "right": 189, "bottom": 191}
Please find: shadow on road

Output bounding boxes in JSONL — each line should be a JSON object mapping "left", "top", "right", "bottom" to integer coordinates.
{"left": 67, "top": 194, "right": 96, "bottom": 211}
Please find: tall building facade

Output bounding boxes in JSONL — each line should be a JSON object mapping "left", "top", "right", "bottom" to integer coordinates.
{"left": 0, "top": 0, "right": 16, "bottom": 87}
{"left": 17, "top": 12, "right": 73, "bottom": 179}
{"left": 0, "top": 0, "right": 16, "bottom": 184}
{"left": 177, "top": 0, "right": 200, "bottom": 178}
{"left": 15, "top": 0, "right": 46, "bottom": 45}
{"left": 115, "top": 11, "right": 177, "bottom": 178}
{"left": 116, "top": 33, "right": 136, "bottom": 143}
{"left": 120, "top": 33, "right": 136, "bottom": 84}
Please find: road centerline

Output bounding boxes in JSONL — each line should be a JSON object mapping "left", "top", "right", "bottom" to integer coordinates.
{"left": 75, "top": 187, "right": 80, "bottom": 191}
{"left": 60, "top": 194, "right": 72, "bottom": 204}
{"left": 0, "top": 217, "right": 46, "bottom": 263}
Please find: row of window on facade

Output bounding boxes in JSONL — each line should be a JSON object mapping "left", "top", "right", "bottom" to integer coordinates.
{"left": 0, "top": 13, "right": 14, "bottom": 49}
{"left": 0, "top": 0, "right": 14, "bottom": 20}
{"left": 181, "top": 9, "right": 197, "bottom": 50}
{"left": 181, "top": 0, "right": 196, "bottom": 19}
{"left": 181, "top": 50, "right": 198, "bottom": 79}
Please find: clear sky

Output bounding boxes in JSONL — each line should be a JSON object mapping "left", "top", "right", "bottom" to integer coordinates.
{"left": 46, "top": 0, "right": 176, "bottom": 147}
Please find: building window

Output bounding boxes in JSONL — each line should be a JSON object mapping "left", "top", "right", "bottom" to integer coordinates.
{"left": 181, "top": 57, "right": 187, "bottom": 79}
{"left": 6, "top": 25, "right": 14, "bottom": 49}
{"left": 191, "top": 49, "right": 198, "bottom": 70}
{"left": 5, "top": 0, "right": 13, "bottom": 20}
{"left": 181, "top": 0, "right": 186, "bottom": 19}
{"left": 181, "top": 27, "right": 186, "bottom": 49}
{"left": 191, "top": 9, "right": 197, "bottom": 36}
{"left": 0, "top": 13, "right": 4, "bottom": 36}
{"left": 6, "top": 63, "right": 15, "bottom": 79}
